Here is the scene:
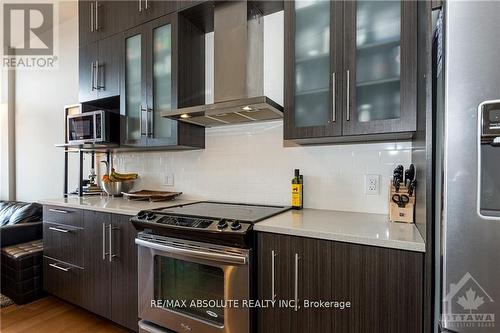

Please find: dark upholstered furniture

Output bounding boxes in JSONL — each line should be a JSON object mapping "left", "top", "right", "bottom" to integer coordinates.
{"left": 1, "top": 240, "right": 44, "bottom": 304}
{"left": 0, "top": 201, "right": 43, "bottom": 247}
{"left": 0, "top": 201, "right": 43, "bottom": 304}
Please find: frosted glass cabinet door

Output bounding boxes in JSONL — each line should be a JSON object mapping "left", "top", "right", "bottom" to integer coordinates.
{"left": 285, "top": 0, "right": 343, "bottom": 140}
{"left": 124, "top": 33, "right": 144, "bottom": 144}
{"left": 150, "top": 23, "right": 174, "bottom": 144}
{"left": 343, "top": 0, "right": 416, "bottom": 136}
{"left": 294, "top": 0, "right": 330, "bottom": 128}
{"left": 355, "top": 0, "right": 401, "bottom": 122}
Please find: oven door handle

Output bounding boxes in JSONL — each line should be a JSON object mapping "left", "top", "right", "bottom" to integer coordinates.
{"left": 135, "top": 238, "right": 248, "bottom": 265}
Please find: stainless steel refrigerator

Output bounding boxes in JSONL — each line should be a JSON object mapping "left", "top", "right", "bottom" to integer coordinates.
{"left": 435, "top": 1, "right": 500, "bottom": 332}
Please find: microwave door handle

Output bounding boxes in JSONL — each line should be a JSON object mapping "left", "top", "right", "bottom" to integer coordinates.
{"left": 135, "top": 238, "right": 248, "bottom": 265}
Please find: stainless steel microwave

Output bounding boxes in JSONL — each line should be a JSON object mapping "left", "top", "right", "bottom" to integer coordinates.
{"left": 67, "top": 110, "right": 119, "bottom": 144}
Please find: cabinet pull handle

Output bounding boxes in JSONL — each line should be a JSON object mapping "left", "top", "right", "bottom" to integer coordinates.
{"left": 109, "top": 224, "right": 117, "bottom": 262}
{"left": 90, "top": 61, "right": 95, "bottom": 91}
{"left": 49, "top": 208, "right": 69, "bottom": 214}
{"left": 108, "top": 224, "right": 112, "bottom": 262}
{"left": 346, "top": 69, "right": 350, "bottom": 121}
{"left": 49, "top": 263, "right": 70, "bottom": 272}
{"left": 294, "top": 253, "right": 300, "bottom": 312}
{"left": 147, "top": 107, "right": 153, "bottom": 137}
{"left": 94, "top": 1, "right": 99, "bottom": 31}
{"left": 138, "top": 0, "right": 142, "bottom": 12}
{"left": 90, "top": 2, "right": 94, "bottom": 32}
{"left": 48, "top": 226, "right": 70, "bottom": 233}
{"left": 332, "top": 72, "right": 336, "bottom": 122}
{"left": 140, "top": 105, "right": 147, "bottom": 136}
{"left": 96, "top": 62, "right": 104, "bottom": 90}
{"left": 94, "top": 60, "right": 99, "bottom": 91}
{"left": 271, "top": 250, "right": 277, "bottom": 302}
{"left": 145, "top": 0, "right": 149, "bottom": 10}
{"left": 145, "top": 107, "right": 149, "bottom": 137}
{"left": 102, "top": 223, "right": 107, "bottom": 260}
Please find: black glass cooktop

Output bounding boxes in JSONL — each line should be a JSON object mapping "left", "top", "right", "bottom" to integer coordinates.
{"left": 157, "top": 202, "right": 290, "bottom": 223}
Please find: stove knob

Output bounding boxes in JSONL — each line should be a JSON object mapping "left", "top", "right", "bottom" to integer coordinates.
{"left": 217, "top": 219, "right": 228, "bottom": 230}
{"left": 137, "top": 211, "right": 147, "bottom": 220}
{"left": 146, "top": 212, "right": 156, "bottom": 220}
{"left": 230, "top": 220, "right": 242, "bottom": 231}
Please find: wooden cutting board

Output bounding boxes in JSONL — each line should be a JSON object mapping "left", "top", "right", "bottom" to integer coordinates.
{"left": 122, "top": 190, "right": 182, "bottom": 202}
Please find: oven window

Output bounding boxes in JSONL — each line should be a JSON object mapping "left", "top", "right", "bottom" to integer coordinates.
{"left": 68, "top": 116, "right": 93, "bottom": 141}
{"left": 154, "top": 256, "right": 225, "bottom": 326}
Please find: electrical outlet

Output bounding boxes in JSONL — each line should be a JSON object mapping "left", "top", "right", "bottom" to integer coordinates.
{"left": 164, "top": 173, "right": 174, "bottom": 186}
{"left": 364, "top": 174, "right": 380, "bottom": 195}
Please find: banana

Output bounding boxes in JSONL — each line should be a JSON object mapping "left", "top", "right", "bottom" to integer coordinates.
{"left": 110, "top": 169, "right": 138, "bottom": 181}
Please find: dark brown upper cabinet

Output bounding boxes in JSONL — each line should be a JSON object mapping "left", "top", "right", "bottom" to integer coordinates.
{"left": 79, "top": 1, "right": 178, "bottom": 48}
{"left": 79, "top": 1, "right": 130, "bottom": 47}
{"left": 119, "top": 0, "right": 178, "bottom": 31}
{"left": 342, "top": 0, "right": 417, "bottom": 137}
{"left": 120, "top": 13, "right": 205, "bottom": 149}
{"left": 284, "top": 0, "right": 417, "bottom": 144}
{"left": 284, "top": 0, "right": 343, "bottom": 141}
{"left": 79, "top": 34, "right": 121, "bottom": 103}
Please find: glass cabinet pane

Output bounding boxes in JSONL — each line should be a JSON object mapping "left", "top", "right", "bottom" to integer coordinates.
{"left": 356, "top": 0, "right": 401, "bottom": 122}
{"left": 125, "top": 34, "right": 142, "bottom": 141}
{"left": 294, "top": 0, "right": 331, "bottom": 128}
{"left": 152, "top": 24, "right": 173, "bottom": 139}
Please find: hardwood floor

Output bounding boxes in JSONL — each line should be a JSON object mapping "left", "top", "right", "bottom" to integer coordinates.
{"left": 0, "top": 296, "right": 130, "bottom": 333}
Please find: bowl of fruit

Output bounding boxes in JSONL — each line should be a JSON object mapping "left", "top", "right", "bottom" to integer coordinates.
{"left": 101, "top": 168, "right": 138, "bottom": 196}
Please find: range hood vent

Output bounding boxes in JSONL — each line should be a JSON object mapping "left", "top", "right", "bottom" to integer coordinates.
{"left": 163, "top": 0, "right": 283, "bottom": 127}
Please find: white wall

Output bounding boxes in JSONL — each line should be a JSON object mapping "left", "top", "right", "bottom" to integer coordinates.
{"left": 0, "top": 69, "right": 15, "bottom": 200}
{"left": 113, "top": 123, "right": 411, "bottom": 214}
{"left": 14, "top": 1, "right": 80, "bottom": 202}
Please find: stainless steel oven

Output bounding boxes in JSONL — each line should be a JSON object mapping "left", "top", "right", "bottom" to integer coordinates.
{"left": 136, "top": 233, "right": 251, "bottom": 333}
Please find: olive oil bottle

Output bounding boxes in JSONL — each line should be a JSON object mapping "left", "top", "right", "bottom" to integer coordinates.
{"left": 291, "top": 169, "right": 303, "bottom": 210}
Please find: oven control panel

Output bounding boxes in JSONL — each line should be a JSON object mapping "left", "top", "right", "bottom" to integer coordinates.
{"left": 132, "top": 211, "right": 252, "bottom": 234}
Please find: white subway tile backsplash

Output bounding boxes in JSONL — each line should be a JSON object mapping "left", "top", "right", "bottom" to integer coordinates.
{"left": 110, "top": 121, "right": 412, "bottom": 214}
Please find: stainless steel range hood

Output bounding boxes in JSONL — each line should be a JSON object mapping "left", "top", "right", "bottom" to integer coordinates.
{"left": 162, "top": 1, "right": 283, "bottom": 127}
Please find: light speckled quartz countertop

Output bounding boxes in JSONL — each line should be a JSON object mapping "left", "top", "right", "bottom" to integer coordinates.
{"left": 39, "top": 196, "right": 196, "bottom": 216}
{"left": 254, "top": 209, "right": 425, "bottom": 252}
{"left": 39, "top": 198, "right": 425, "bottom": 252}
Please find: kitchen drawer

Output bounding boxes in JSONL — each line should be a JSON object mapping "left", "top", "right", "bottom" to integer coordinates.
{"left": 43, "top": 222, "right": 84, "bottom": 268}
{"left": 43, "top": 205, "right": 83, "bottom": 228}
{"left": 43, "top": 256, "right": 84, "bottom": 305}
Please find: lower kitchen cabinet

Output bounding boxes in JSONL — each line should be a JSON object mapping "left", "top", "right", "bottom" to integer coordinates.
{"left": 258, "top": 233, "right": 294, "bottom": 333}
{"left": 43, "top": 206, "right": 139, "bottom": 332}
{"left": 110, "top": 214, "right": 139, "bottom": 331}
{"left": 43, "top": 257, "right": 84, "bottom": 305}
{"left": 83, "top": 211, "right": 139, "bottom": 332}
{"left": 257, "top": 232, "right": 423, "bottom": 333}
{"left": 82, "top": 211, "right": 112, "bottom": 319}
